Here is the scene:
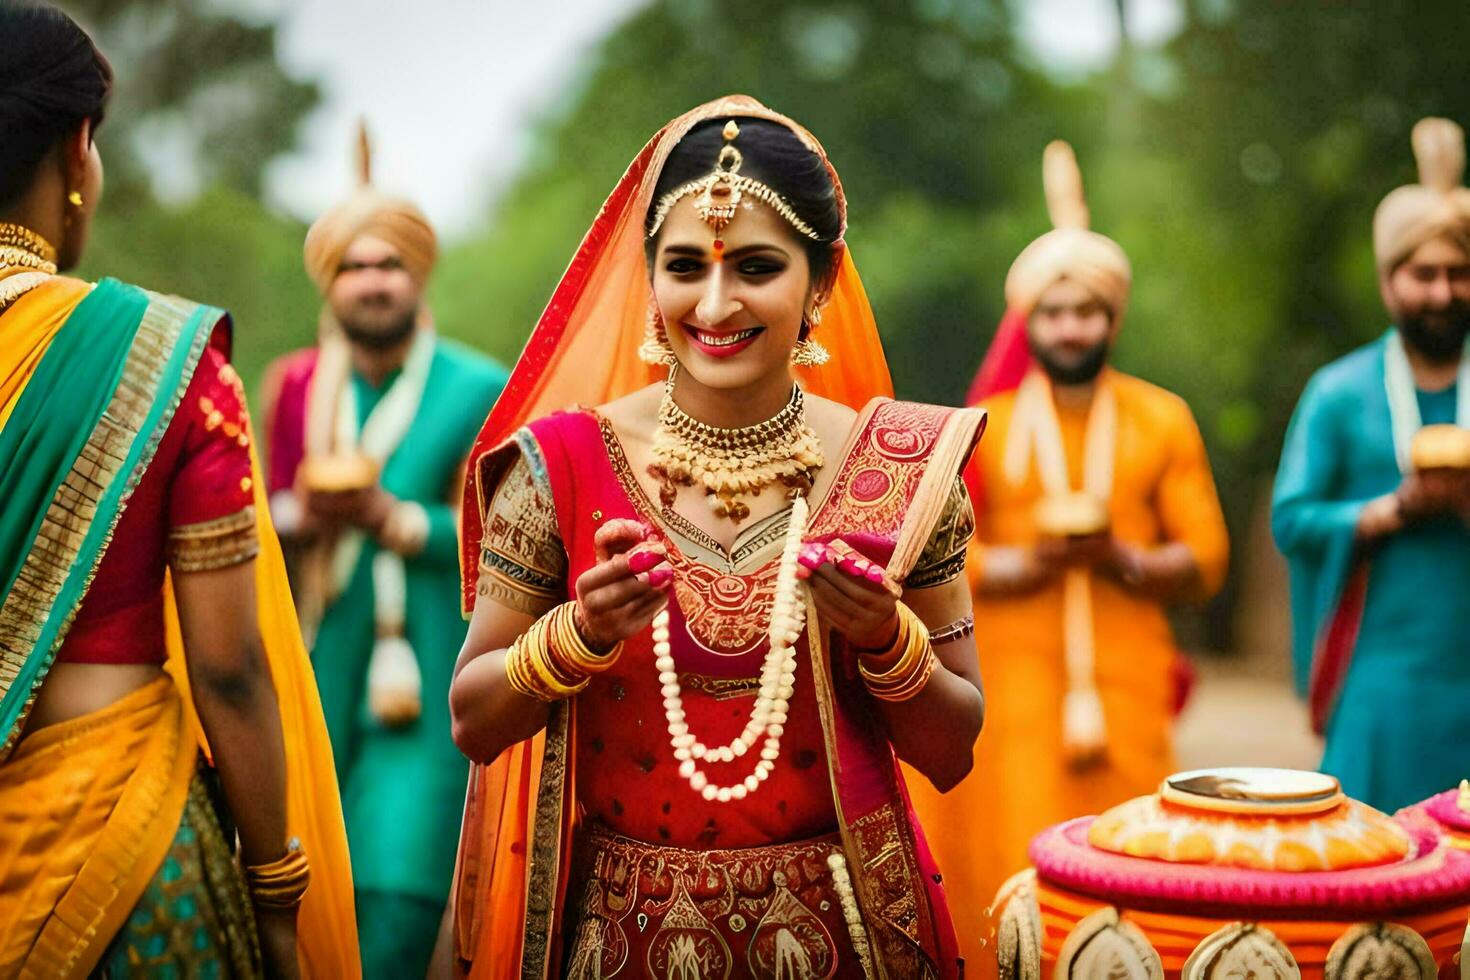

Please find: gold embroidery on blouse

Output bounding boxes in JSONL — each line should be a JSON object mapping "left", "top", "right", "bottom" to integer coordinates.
{"left": 479, "top": 449, "right": 567, "bottom": 615}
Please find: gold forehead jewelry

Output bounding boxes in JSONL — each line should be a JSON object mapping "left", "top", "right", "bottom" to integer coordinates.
{"left": 647, "top": 119, "right": 823, "bottom": 243}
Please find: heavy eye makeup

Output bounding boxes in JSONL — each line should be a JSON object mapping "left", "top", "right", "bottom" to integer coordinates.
{"left": 659, "top": 244, "right": 790, "bottom": 278}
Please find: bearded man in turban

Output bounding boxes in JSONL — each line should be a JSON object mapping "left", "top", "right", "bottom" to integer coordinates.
{"left": 1273, "top": 118, "right": 1470, "bottom": 815}
{"left": 260, "top": 124, "right": 507, "bottom": 977}
{"left": 907, "top": 142, "right": 1229, "bottom": 971}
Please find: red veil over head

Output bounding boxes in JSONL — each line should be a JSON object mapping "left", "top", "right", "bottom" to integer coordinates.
{"left": 451, "top": 96, "right": 897, "bottom": 975}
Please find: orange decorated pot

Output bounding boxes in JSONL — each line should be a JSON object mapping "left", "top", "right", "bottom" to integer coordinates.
{"left": 990, "top": 768, "right": 1470, "bottom": 979}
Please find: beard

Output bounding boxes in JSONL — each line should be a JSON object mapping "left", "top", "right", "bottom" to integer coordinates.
{"left": 338, "top": 306, "right": 418, "bottom": 351}
{"left": 1033, "top": 338, "right": 1111, "bottom": 385}
{"left": 1397, "top": 304, "right": 1470, "bottom": 363}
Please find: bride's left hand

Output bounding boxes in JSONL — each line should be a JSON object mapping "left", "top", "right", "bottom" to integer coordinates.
{"left": 797, "top": 539, "right": 902, "bottom": 650}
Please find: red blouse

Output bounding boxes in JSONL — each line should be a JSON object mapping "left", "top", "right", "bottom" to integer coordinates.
{"left": 55, "top": 342, "right": 259, "bottom": 665}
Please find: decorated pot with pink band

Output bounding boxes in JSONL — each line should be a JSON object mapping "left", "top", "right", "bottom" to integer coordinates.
{"left": 990, "top": 767, "right": 1470, "bottom": 979}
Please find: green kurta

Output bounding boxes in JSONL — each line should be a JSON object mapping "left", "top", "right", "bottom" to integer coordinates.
{"left": 1272, "top": 332, "right": 1470, "bottom": 814}
{"left": 310, "top": 337, "right": 506, "bottom": 909}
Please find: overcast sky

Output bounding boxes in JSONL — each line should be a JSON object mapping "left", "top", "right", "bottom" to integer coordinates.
{"left": 254, "top": 0, "right": 1181, "bottom": 238}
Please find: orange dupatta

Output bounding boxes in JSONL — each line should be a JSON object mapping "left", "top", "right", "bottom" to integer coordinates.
{"left": 452, "top": 95, "right": 894, "bottom": 977}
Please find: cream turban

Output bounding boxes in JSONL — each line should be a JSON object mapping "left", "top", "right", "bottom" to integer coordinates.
{"left": 1005, "top": 141, "right": 1132, "bottom": 319}
{"left": 1373, "top": 118, "right": 1470, "bottom": 273}
{"left": 303, "top": 121, "right": 438, "bottom": 294}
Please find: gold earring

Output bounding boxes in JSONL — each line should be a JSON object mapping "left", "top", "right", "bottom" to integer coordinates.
{"left": 791, "top": 304, "right": 830, "bottom": 367}
{"left": 792, "top": 339, "right": 830, "bottom": 367}
{"left": 67, "top": 191, "right": 84, "bottom": 208}
{"left": 638, "top": 297, "right": 677, "bottom": 367}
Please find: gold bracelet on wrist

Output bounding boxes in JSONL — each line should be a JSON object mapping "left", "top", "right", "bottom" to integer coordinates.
{"left": 858, "top": 603, "right": 937, "bottom": 703}
{"left": 506, "top": 617, "right": 586, "bottom": 701}
{"left": 549, "top": 602, "right": 622, "bottom": 674}
{"left": 504, "top": 603, "right": 624, "bottom": 702}
{"left": 245, "top": 837, "right": 310, "bottom": 910}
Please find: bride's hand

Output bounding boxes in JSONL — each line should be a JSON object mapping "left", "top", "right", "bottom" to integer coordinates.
{"left": 573, "top": 519, "right": 673, "bottom": 650}
{"left": 797, "top": 539, "right": 901, "bottom": 650}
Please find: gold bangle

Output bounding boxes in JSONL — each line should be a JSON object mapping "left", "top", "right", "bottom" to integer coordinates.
{"left": 506, "top": 614, "right": 589, "bottom": 701}
{"left": 245, "top": 837, "right": 310, "bottom": 909}
{"left": 858, "top": 604, "right": 937, "bottom": 703}
{"left": 549, "top": 602, "right": 622, "bottom": 674}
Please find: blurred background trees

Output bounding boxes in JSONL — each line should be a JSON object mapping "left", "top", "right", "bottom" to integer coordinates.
{"left": 62, "top": 0, "right": 1470, "bottom": 652}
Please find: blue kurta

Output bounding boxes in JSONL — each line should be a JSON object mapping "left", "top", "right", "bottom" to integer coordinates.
{"left": 1272, "top": 332, "right": 1470, "bottom": 813}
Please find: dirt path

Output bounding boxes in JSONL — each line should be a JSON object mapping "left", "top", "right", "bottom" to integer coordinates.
{"left": 1174, "top": 655, "right": 1323, "bottom": 772}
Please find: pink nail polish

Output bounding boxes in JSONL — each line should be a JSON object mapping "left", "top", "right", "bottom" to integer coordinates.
{"left": 649, "top": 567, "right": 674, "bottom": 588}
{"left": 865, "top": 565, "right": 887, "bottom": 584}
{"left": 628, "top": 550, "right": 660, "bottom": 573}
{"left": 798, "top": 548, "right": 824, "bottom": 570}
{"left": 838, "top": 557, "right": 861, "bottom": 575}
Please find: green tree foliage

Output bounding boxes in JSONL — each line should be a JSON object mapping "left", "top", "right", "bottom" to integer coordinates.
{"left": 432, "top": 0, "right": 1096, "bottom": 403}
{"left": 1131, "top": 0, "right": 1470, "bottom": 481}
{"left": 59, "top": 0, "right": 321, "bottom": 386}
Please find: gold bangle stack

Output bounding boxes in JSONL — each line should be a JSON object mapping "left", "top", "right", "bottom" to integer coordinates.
{"left": 505, "top": 602, "right": 623, "bottom": 702}
{"left": 549, "top": 602, "right": 622, "bottom": 675}
{"left": 857, "top": 603, "right": 936, "bottom": 703}
{"left": 245, "top": 837, "right": 310, "bottom": 910}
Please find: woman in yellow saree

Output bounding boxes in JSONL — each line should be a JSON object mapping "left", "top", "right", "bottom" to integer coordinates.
{"left": 0, "top": 7, "right": 357, "bottom": 977}
{"left": 443, "top": 96, "right": 987, "bottom": 978}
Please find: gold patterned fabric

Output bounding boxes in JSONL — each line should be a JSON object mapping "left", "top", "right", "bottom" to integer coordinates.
{"left": 167, "top": 506, "right": 260, "bottom": 573}
{"left": 563, "top": 823, "right": 863, "bottom": 979}
{"left": 478, "top": 432, "right": 568, "bottom": 617}
{"left": 92, "top": 774, "right": 261, "bottom": 978}
{"left": 908, "top": 477, "right": 975, "bottom": 590}
{"left": 0, "top": 288, "right": 213, "bottom": 755}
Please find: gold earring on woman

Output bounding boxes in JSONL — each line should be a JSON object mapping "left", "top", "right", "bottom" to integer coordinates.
{"left": 791, "top": 305, "right": 830, "bottom": 367}
{"left": 638, "top": 296, "right": 678, "bottom": 367}
{"left": 67, "top": 191, "right": 84, "bottom": 207}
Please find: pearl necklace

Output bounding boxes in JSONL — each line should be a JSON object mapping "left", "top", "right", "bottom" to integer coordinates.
{"left": 655, "top": 494, "right": 809, "bottom": 802}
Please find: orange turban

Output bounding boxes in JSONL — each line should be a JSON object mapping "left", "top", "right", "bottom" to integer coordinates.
{"left": 302, "top": 122, "right": 438, "bottom": 294}
{"left": 1373, "top": 117, "right": 1470, "bottom": 273}
{"left": 1005, "top": 141, "right": 1132, "bottom": 319}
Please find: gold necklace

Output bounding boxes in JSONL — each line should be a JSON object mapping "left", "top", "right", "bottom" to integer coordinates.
{"left": 649, "top": 382, "right": 824, "bottom": 523}
{"left": 0, "top": 224, "right": 59, "bottom": 315}
{"left": 0, "top": 223, "right": 59, "bottom": 274}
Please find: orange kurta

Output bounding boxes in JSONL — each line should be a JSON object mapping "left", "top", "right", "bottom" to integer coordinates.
{"left": 908, "top": 370, "right": 1228, "bottom": 974}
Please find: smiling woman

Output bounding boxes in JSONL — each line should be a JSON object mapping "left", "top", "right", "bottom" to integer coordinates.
{"left": 443, "top": 95, "right": 987, "bottom": 979}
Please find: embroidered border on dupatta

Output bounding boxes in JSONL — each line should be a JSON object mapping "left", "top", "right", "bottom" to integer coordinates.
{"left": 0, "top": 286, "right": 219, "bottom": 757}
{"left": 522, "top": 700, "right": 573, "bottom": 979}
{"left": 807, "top": 398, "right": 985, "bottom": 979}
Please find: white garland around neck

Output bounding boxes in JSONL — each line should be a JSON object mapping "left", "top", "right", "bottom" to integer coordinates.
{"left": 656, "top": 494, "right": 809, "bottom": 803}
{"left": 1383, "top": 330, "right": 1470, "bottom": 475}
{"left": 1002, "top": 370, "right": 1117, "bottom": 759}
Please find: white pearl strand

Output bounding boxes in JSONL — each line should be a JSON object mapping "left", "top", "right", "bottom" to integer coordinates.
{"left": 655, "top": 494, "right": 809, "bottom": 803}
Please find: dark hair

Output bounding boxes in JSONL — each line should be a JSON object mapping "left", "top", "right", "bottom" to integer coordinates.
{"left": 645, "top": 117, "right": 842, "bottom": 283}
{"left": 0, "top": 2, "right": 113, "bottom": 208}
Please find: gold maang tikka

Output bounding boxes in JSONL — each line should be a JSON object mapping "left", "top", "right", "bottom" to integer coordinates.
{"left": 647, "top": 120, "right": 824, "bottom": 245}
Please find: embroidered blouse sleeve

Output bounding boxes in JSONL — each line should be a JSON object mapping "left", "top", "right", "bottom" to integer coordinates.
{"left": 166, "top": 345, "right": 260, "bottom": 573}
{"left": 477, "top": 429, "right": 568, "bottom": 617}
{"left": 906, "top": 476, "right": 976, "bottom": 590}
